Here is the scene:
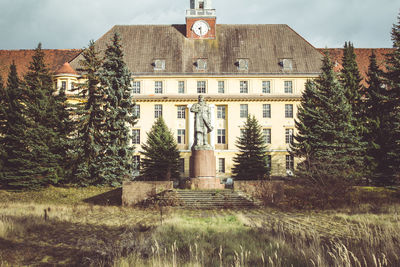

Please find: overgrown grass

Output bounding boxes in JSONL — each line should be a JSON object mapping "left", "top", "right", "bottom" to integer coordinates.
{"left": 0, "top": 187, "right": 399, "bottom": 266}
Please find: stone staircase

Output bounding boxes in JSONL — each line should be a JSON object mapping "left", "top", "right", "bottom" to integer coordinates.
{"left": 174, "top": 189, "right": 258, "bottom": 209}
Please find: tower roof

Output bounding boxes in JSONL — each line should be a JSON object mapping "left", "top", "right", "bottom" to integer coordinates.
{"left": 55, "top": 62, "right": 78, "bottom": 76}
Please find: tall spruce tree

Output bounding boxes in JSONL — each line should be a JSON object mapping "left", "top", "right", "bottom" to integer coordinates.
{"left": 340, "top": 42, "right": 363, "bottom": 115}
{"left": 0, "top": 76, "right": 4, "bottom": 171}
{"left": 232, "top": 115, "right": 269, "bottom": 180}
{"left": 362, "top": 52, "right": 389, "bottom": 182}
{"left": 71, "top": 41, "right": 104, "bottom": 185}
{"left": 382, "top": 12, "right": 400, "bottom": 183}
{"left": 96, "top": 33, "right": 137, "bottom": 186}
{"left": 13, "top": 43, "right": 68, "bottom": 189}
{"left": 140, "top": 117, "right": 181, "bottom": 181}
{"left": 292, "top": 54, "right": 365, "bottom": 183}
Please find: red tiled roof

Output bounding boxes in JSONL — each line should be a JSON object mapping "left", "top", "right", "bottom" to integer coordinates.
{"left": 55, "top": 62, "right": 78, "bottom": 75}
{"left": 318, "top": 48, "right": 394, "bottom": 86}
{"left": 0, "top": 49, "right": 82, "bottom": 83}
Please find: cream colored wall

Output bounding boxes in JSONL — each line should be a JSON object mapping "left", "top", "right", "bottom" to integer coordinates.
{"left": 54, "top": 75, "right": 79, "bottom": 95}
{"left": 132, "top": 76, "right": 312, "bottom": 177}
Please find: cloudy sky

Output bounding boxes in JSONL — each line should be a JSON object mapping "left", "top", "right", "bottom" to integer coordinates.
{"left": 0, "top": 0, "right": 398, "bottom": 50}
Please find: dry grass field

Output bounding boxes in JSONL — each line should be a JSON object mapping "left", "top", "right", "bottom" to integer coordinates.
{"left": 0, "top": 187, "right": 399, "bottom": 266}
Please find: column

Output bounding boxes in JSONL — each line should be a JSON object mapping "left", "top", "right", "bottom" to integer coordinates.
{"left": 210, "top": 104, "right": 215, "bottom": 149}
{"left": 187, "top": 104, "right": 194, "bottom": 150}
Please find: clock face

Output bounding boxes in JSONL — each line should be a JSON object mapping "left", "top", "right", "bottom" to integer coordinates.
{"left": 192, "top": 20, "right": 209, "bottom": 36}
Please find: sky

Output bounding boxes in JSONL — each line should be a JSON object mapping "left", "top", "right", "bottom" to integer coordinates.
{"left": 0, "top": 0, "right": 398, "bottom": 50}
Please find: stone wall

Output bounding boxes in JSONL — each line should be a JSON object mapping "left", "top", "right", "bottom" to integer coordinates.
{"left": 234, "top": 180, "right": 284, "bottom": 204}
{"left": 190, "top": 177, "right": 225, "bottom": 190}
{"left": 122, "top": 181, "right": 173, "bottom": 206}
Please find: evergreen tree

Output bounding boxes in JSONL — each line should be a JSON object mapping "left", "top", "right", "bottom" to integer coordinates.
{"left": 140, "top": 117, "right": 181, "bottom": 181}
{"left": 232, "top": 115, "right": 269, "bottom": 180}
{"left": 381, "top": 12, "right": 400, "bottom": 183}
{"left": 6, "top": 43, "right": 68, "bottom": 189}
{"left": 0, "top": 62, "right": 30, "bottom": 188}
{"left": 340, "top": 42, "right": 363, "bottom": 116}
{"left": 292, "top": 54, "right": 365, "bottom": 183}
{"left": 96, "top": 33, "right": 137, "bottom": 186}
{"left": 361, "top": 52, "right": 389, "bottom": 182}
{"left": 0, "top": 76, "right": 4, "bottom": 171}
{"left": 71, "top": 41, "right": 104, "bottom": 185}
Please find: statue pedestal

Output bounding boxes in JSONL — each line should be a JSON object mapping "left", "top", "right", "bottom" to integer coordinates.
{"left": 190, "top": 150, "right": 223, "bottom": 189}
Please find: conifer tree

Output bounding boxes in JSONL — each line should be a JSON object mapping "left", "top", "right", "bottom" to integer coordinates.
{"left": 71, "top": 41, "right": 104, "bottom": 185}
{"left": 96, "top": 33, "right": 137, "bottom": 186}
{"left": 140, "top": 117, "right": 181, "bottom": 181}
{"left": 0, "top": 76, "right": 4, "bottom": 171}
{"left": 340, "top": 42, "right": 363, "bottom": 115}
{"left": 361, "top": 52, "right": 389, "bottom": 182}
{"left": 292, "top": 54, "right": 365, "bottom": 183}
{"left": 381, "top": 12, "right": 400, "bottom": 183}
{"left": 9, "top": 43, "right": 68, "bottom": 189}
{"left": 0, "top": 63, "right": 30, "bottom": 188}
{"left": 232, "top": 115, "right": 269, "bottom": 180}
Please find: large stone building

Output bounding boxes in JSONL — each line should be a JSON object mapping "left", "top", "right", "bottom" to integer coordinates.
{"left": 0, "top": 0, "right": 393, "bottom": 179}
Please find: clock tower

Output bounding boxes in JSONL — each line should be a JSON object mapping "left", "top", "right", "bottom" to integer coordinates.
{"left": 186, "top": 0, "right": 216, "bottom": 39}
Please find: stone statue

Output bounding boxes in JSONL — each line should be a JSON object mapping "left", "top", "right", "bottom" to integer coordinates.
{"left": 190, "top": 95, "right": 213, "bottom": 150}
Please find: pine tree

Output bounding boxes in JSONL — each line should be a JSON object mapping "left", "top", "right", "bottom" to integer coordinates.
{"left": 71, "top": 41, "right": 104, "bottom": 185}
{"left": 8, "top": 43, "right": 68, "bottom": 189}
{"left": 96, "top": 33, "right": 137, "bottom": 186}
{"left": 381, "top": 12, "right": 400, "bottom": 183}
{"left": 140, "top": 117, "right": 181, "bottom": 181}
{"left": 361, "top": 52, "right": 389, "bottom": 182}
{"left": 340, "top": 42, "right": 363, "bottom": 115}
{"left": 292, "top": 54, "right": 365, "bottom": 183}
{"left": 0, "top": 62, "right": 31, "bottom": 188}
{"left": 232, "top": 115, "right": 269, "bottom": 180}
{"left": 0, "top": 76, "right": 5, "bottom": 171}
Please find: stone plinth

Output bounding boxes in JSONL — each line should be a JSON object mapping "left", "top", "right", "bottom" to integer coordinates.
{"left": 190, "top": 149, "right": 216, "bottom": 178}
{"left": 122, "top": 181, "right": 173, "bottom": 206}
{"left": 190, "top": 177, "right": 225, "bottom": 190}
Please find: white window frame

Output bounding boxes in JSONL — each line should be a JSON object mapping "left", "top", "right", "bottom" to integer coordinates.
{"left": 132, "top": 129, "right": 140, "bottom": 144}
{"left": 217, "top": 129, "right": 226, "bottom": 144}
{"left": 177, "top": 106, "right": 186, "bottom": 119}
{"left": 262, "top": 80, "right": 271, "bottom": 94}
{"left": 218, "top": 158, "right": 225, "bottom": 173}
{"left": 218, "top": 81, "right": 225, "bottom": 94}
{"left": 284, "top": 81, "right": 293, "bottom": 94}
{"left": 286, "top": 155, "right": 294, "bottom": 170}
{"left": 155, "top": 81, "right": 163, "bottom": 94}
{"left": 155, "top": 104, "right": 163, "bottom": 118}
{"left": 132, "top": 81, "right": 141, "bottom": 94}
{"left": 240, "top": 104, "right": 248, "bottom": 118}
{"left": 133, "top": 104, "right": 140, "bottom": 119}
{"left": 285, "top": 128, "right": 294, "bottom": 144}
{"left": 197, "top": 81, "right": 206, "bottom": 94}
{"left": 217, "top": 106, "right": 226, "bottom": 119}
{"left": 177, "top": 129, "right": 186, "bottom": 144}
{"left": 240, "top": 81, "right": 249, "bottom": 93}
{"left": 178, "top": 81, "right": 185, "bottom": 94}
{"left": 263, "top": 104, "right": 271, "bottom": 118}
{"left": 263, "top": 128, "right": 271, "bottom": 144}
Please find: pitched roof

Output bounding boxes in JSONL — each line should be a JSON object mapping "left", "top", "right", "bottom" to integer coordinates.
{"left": 0, "top": 49, "right": 81, "bottom": 82}
{"left": 318, "top": 48, "right": 394, "bottom": 86}
{"left": 70, "top": 24, "right": 323, "bottom": 75}
{"left": 55, "top": 62, "right": 78, "bottom": 76}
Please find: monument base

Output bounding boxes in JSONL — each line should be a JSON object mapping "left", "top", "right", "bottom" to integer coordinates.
{"left": 190, "top": 150, "right": 222, "bottom": 189}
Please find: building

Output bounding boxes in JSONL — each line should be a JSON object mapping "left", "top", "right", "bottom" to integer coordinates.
{"left": 0, "top": 0, "right": 393, "bottom": 179}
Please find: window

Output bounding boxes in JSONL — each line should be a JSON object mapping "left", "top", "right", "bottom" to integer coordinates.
{"left": 133, "top": 104, "right": 140, "bottom": 118}
{"left": 155, "top": 104, "right": 162, "bottom": 118}
{"left": 217, "top": 106, "right": 226, "bottom": 119}
{"left": 179, "top": 158, "right": 185, "bottom": 173}
{"left": 133, "top": 155, "right": 140, "bottom": 170}
{"left": 154, "top": 59, "right": 165, "bottom": 70}
{"left": 263, "top": 104, "right": 271, "bottom": 118}
{"left": 132, "top": 129, "right": 140, "bottom": 144}
{"left": 178, "top": 81, "right": 185, "bottom": 94}
{"left": 286, "top": 155, "right": 294, "bottom": 170}
{"left": 281, "top": 59, "right": 293, "bottom": 71}
{"left": 284, "top": 81, "right": 293, "bottom": 94}
{"left": 263, "top": 129, "right": 271, "bottom": 144}
{"left": 177, "top": 106, "right": 186, "bottom": 119}
{"left": 177, "top": 129, "right": 186, "bottom": 144}
{"left": 132, "top": 81, "right": 141, "bottom": 94}
{"left": 240, "top": 81, "right": 248, "bottom": 93}
{"left": 199, "top": 0, "right": 204, "bottom": 9}
{"left": 262, "top": 81, "right": 271, "bottom": 93}
{"left": 285, "top": 104, "right": 293, "bottom": 118}
{"left": 218, "top": 158, "right": 225, "bottom": 173}
{"left": 61, "top": 81, "right": 67, "bottom": 91}
{"left": 285, "top": 129, "right": 294, "bottom": 144}
{"left": 266, "top": 155, "right": 272, "bottom": 170}
{"left": 217, "top": 129, "right": 226, "bottom": 144}
{"left": 197, "top": 59, "right": 207, "bottom": 70}
{"left": 218, "top": 81, "right": 225, "bottom": 93}
{"left": 197, "top": 81, "right": 206, "bottom": 94}
{"left": 240, "top": 104, "right": 248, "bottom": 118}
{"left": 155, "top": 81, "right": 163, "bottom": 94}
{"left": 238, "top": 59, "right": 249, "bottom": 71}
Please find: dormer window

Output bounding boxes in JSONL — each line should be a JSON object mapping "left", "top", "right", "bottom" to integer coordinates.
{"left": 154, "top": 59, "right": 165, "bottom": 70}
{"left": 196, "top": 59, "right": 207, "bottom": 70}
{"left": 237, "top": 59, "right": 249, "bottom": 71}
{"left": 199, "top": 0, "right": 204, "bottom": 9}
{"left": 279, "top": 59, "right": 293, "bottom": 71}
